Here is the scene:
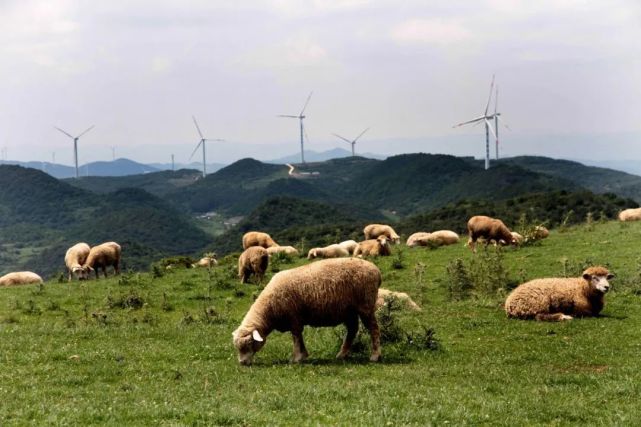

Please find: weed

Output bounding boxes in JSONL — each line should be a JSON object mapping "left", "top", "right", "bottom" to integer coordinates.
{"left": 161, "top": 293, "right": 174, "bottom": 312}
{"left": 585, "top": 211, "right": 595, "bottom": 231}
{"left": 559, "top": 210, "right": 574, "bottom": 233}
{"left": 406, "top": 325, "right": 440, "bottom": 351}
{"left": 45, "top": 299, "right": 61, "bottom": 311}
{"left": 91, "top": 311, "right": 108, "bottom": 326}
{"left": 106, "top": 291, "right": 145, "bottom": 310}
{"left": 377, "top": 295, "right": 405, "bottom": 343}
{"left": 181, "top": 311, "right": 195, "bottom": 325}
{"left": 446, "top": 258, "right": 473, "bottom": 301}
{"left": 413, "top": 262, "right": 427, "bottom": 286}
{"left": 391, "top": 248, "right": 405, "bottom": 270}
{"left": 22, "top": 299, "right": 41, "bottom": 315}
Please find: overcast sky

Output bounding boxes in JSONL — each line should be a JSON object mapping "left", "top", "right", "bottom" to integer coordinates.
{"left": 1, "top": 0, "right": 640, "bottom": 165}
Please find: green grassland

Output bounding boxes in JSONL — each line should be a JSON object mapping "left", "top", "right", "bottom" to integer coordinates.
{"left": 2, "top": 220, "right": 641, "bottom": 425}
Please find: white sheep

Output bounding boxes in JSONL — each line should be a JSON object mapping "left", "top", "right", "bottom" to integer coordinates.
{"left": 363, "top": 224, "right": 401, "bottom": 244}
{"left": 618, "top": 207, "right": 641, "bottom": 222}
{"left": 242, "top": 231, "right": 278, "bottom": 249}
{"left": 232, "top": 258, "right": 382, "bottom": 365}
{"left": 338, "top": 240, "right": 358, "bottom": 255}
{"left": 406, "top": 232, "right": 432, "bottom": 247}
{"left": 376, "top": 288, "right": 421, "bottom": 311}
{"left": 193, "top": 257, "right": 218, "bottom": 268}
{"left": 64, "top": 242, "right": 91, "bottom": 281}
{"left": 307, "top": 244, "right": 350, "bottom": 260}
{"left": 266, "top": 245, "right": 300, "bottom": 257}
{"left": 353, "top": 236, "right": 392, "bottom": 257}
{"left": 0, "top": 271, "right": 43, "bottom": 287}
{"left": 505, "top": 266, "right": 613, "bottom": 321}
{"left": 238, "top": 246, "right": 269, "bottom": 283}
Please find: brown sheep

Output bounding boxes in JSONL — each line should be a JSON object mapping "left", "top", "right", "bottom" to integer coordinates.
{"left": 82, "top": 242, "right": 121, "bottom": 279}
{"left": 64, "top": 242, "right": 91, "bottom": 281}
{"left": 238, "top": 246, "right": 269, "bottom": 284}
{"left": 232, "top": 258, "right": 382, "bottom": 365}
{"left": 307, "top": 244, "right": 350, "bottom": 260}
{"left": 353, "top": 235, "right": 392, "bottom": 257}
{"left": 0, "top": 271, "right": 43, "bottom": 287}
{"left": 467, "top": 215, "right": 517, "bottom": 252}
{"left": 505, "top": 266, "right": 614, "bottom": 321}
{"left": 242, "top": 231, "right": 278, "bottom": 250}
{"left": 618, "top": 207, "right": 641, "bottom": 222}
{"left": 376, "top": 288, "right": 421, "bottom": 311}
{"left": 363, "top": 224, "right": 401, "bottom": 244}
{"left": 266, "top": 245, "right": 299, "bottom": 257}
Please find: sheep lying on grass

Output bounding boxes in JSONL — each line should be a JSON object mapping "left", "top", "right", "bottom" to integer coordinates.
{"left": 618, "top": 207, "right": 641, "bottom": 222}
{"left": 232, "top": 258, "right": 382, "bottom": 365}
{"left": 65, "top": 242, "right": 91, "bottom": 281}
{"left": 266, "top": 246, "right": 299, "bottom": 257}
{"left": 505, "top": 266, "right": 614, "bottom": 321}
{"left": 238, "top": 246, "right": 269, "bottom": 284}
{"left": 193, "top": 257, "right": 218, "bottom": 268}
{"left": 338, "top": 240, "right": 358, "bottom": 255}
{"left": 406, "top": 232, "right": 432, "bottom": 247}
{"left": 0, "top": 271, "right": 43, "bottom": 287}
{"left": 353, "top": 236, "right": 391, "bottom": 257}
{"left": 376, "top": 288, "right": 421, "bottom": 311}
{"left": 82, "top": 242, "right": 121, "bottom": 279}
{"left": 307, "top": 244, "right": 349, "bottom": 260}
{"left": 467, "top": 215, "right": 517, "bottom": 252}
{"left": 242, "top": 231, "right": 278, "bottom": 249}
{"left": 363, "top": 224, "right": 401, "bottom": 244}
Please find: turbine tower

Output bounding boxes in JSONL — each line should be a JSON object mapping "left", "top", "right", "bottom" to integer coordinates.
{"left": 492, "top": 85, "right": 510, "bottom": 160}
{"left": 453, "top": 76, "right": 499, "bottom": 170}
{"left": 54, "top": 125, "right": 94, "bottom": 178}
{"left": 190, "top": 116, "right": 223, "bottom": 178}
{"left": 332, "top": 127, "right": 370, "bottom": 157}
{"left": 278, "top": 91, "right": 313, "bottom": 164}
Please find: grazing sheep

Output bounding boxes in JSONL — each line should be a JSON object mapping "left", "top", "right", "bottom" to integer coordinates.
{"left": 193, "top": 257, "right": 218, "bottom": 268}
{"left": 242, "top": 231, "right": 278, "bottom": 250}
{"left": 238, "top": 246, "right": 269, "bottom": 284}
{"left": 338, "top": 240, "right": 358, "bottom": 255}
{"left": 376, "top": 288, "right": 421, "bottom": 311}
{"left": 505, "top": 266, "right": 614, "bottom": 321}
{"left": 618, "top": 207, "right": 641, "bottom": 222}
{"left": 65, "top": 242, "right": 91, "bottom": 281}
{"left": 467, "top": 215, "right": 517, "bottom": 252}
{"left": 0, "top": 271, "right": 43, "bottom": 287}
{"left": 307, "top": 244, "right": 350, "bottom": 260}
{"left": 266, "top": 245, "right": 300, "bottom": 257}
{"left": 363, "top": 224, "right": 401, "bottom": 244}
{"left": 232, "top": 258, "right": 382, "bottom": 365}
{"left": 510, "top": 232, "right": 524, "bottom": 245}
{"left": 82, "top": 242, "right": 121, "bottom": 279}
{"left": 533, "top": 226, "right": 549, "bottom": 240}
{"left": 353, "top": 236, "right": 392, "bottom": 257}
{"left": 406, "top": 232, "right": 432, "bottom": 247}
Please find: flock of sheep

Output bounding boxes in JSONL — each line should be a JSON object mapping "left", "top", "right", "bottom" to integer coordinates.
{"left": 4, "top": 207, "right": 639, "bottom": 366}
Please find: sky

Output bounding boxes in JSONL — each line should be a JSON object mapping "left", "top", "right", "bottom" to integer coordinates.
{"left": 1, "top": 0, "right": 640, "bottom": 165}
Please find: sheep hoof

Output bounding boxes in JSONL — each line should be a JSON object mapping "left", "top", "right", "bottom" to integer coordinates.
{"left": 292, "top": 352, "right": 309, "bottom": 363}
{"left": 336, "top": 351, "right": 349, "bottom": 360}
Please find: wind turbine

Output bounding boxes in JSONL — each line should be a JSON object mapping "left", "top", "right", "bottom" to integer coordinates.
{"left": 453, "top": 76, "right": 499, "bottom": 170}
{"left": 54, "top": 125, "right": 94, "bottom": 178}
{"left": 278, "top": 91, "right": 313, "bottom": 164}
{"left": 493, "top": 85, "right": 511, "bottom": 160}
{"left": 332, "top": 127, "right": 370, "bottom": 157}
{"left": 189, "top": 116, "right": 223, "bottom": 178}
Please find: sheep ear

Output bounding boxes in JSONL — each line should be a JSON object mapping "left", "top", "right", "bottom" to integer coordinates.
{"left": 252, "top": 330, "right": 264, "bottom": 342}
{"left": 607, "top": 273, "right": 615, "bottom": 280}
{"left": 582, "top": 273, "right": 591, "bottom": 281}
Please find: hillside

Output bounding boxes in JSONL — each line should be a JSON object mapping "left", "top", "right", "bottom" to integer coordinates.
{"left": 0, "top": 165, "right": 211, "bottom": 276}
{"left": 3, "top": 158, "right": 159, "bottom": 179}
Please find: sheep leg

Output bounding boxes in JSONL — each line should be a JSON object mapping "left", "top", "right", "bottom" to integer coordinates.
{"left": 291, "top": 329, "right": 309, "bottom": 363}
{"left": 535, "top": 313, "right": 573, "bottom": 322}
{"left": 68, "top": 269, "right": 72, "bottom": 282}
{"left": 467, "top": 237, "right": 476, "bottom": 253}
{"left": 360, "top": 312, "right": 381, "bottom": 362}
{"left": 336, "top": 314, "right": 359, "bottom": 360}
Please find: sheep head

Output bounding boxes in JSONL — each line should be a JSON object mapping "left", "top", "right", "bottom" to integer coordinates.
{"left": 582, "top": 266, "right": 614, "bottom": 293}
{"left": 377, "top": 235, "right": 390, "bottom": 249}
{"left": 232, "top": 328, "right": 266, "bottom": 366}
{"left": 307, "top": 249, "right": 318, "bottom": 260}
{"left": 72, "top": 266, "right": 88, "bottom": 281}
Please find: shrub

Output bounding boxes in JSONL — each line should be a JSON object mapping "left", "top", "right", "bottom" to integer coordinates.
{"left": 446, "top": 258, "right": 473, "bottom": 301}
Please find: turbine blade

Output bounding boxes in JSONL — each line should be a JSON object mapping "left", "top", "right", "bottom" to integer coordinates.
{"left": 494, "top": 84, "right": 499, "bottom": 114}
{"left": 54, "top": 126, "right": 74, "bottom": 139}
{"left": 484, "top": 74, "right": 495, "bottom": 116}
{"left": 497, "top": 116, "right": 511, "bottom": 131}
{"left": 192, "top": 116, "right": 205, "bottom": 139}
{"left": 485, "top": 119, "right": 497, "bottom": 140}
{"left": 300, "top": 91, "right": 313, "bottom": 116}
{"left": 278, "top": 115, "right": 299, "bottom": 118}
{"left": 332, "top": 133, "right": 352, "bottom": 144}
{"left": 304, "top": 126, "right": 311, "bottom": 144}
{"left": 453, "top": 116, "right": 486, "bottom": 128}
{"left": 76, "top": 125, "right": 95, "bottom": 138}
{"left": 353, "top": 127, "right": 370, "bottom": 142}
{"left": 189, "top": 140, "right": 203, "bottom": 160}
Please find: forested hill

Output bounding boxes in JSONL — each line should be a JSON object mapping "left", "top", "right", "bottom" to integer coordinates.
{"left": 0, "top": 165, "right": 211, "bottom": 276}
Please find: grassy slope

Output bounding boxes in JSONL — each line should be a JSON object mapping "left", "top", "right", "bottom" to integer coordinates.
{"left": 2, "top": 220, "right": 641, "bottom": 425}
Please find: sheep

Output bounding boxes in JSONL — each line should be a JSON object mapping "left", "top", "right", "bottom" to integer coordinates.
{"left": 232, "top": 257, "right": 382, "bottom": 365}
{"left": 533, "top": 226, "right": 549, "bottom": 240}
{"left": 307, "top": 244, "right": 350, "bottom": 260}
{"left": 376, "top": 288, "right": 421, "bottom": 311}
{"left": 427, "top": 230, "right": 460, "bottom": 246}
{"left": 82, "top": 242, "right": 121, "bottom": 279}
{"left": 338, "top": 240, "right": 358, "bottom": 255}
{"left": 353, "top": 235, "right": 392, "bottom": 257}
{"left": 363, "top": 224, "right": 401, "bottom": 244}
{"left": 193, "top": 257, "right": 218, "bottom": 268}
{"left": 242, "top": 231, "right": 278, "bottom": 250}
{"left": 0, "top": 271, "right": 43, "bottom": 287}
{"left": 467, "top": 215, "right": 517, "bottom": 252}
{"left": 266, "top": 245, "right": 300, "bottom": 257}
{"left": 510, "top": 232, "right": 524, "bottom": 245}
{"left": 64, "top": 242, "right": 91, "bottom": 281}
{"left": 618, "top": 207, "right": 641, "bottom": 222}
{"left": 406, "top": 232, "right": 432, "bottom": 247}
{"left": 238, "top": 246, "right": 269, "bottom": 284}
{"left": 505, "top": 266, "right": 614, "bottom": 321}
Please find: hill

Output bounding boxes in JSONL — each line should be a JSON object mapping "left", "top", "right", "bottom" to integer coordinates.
{"left": 0, "top": 165, "right": 211, "bottom": 276}
{"left": 2, "top": 158, "right": 160, "bottom": 178}
{"left": 267, "top": 147, "right": 385, "bottom": 164}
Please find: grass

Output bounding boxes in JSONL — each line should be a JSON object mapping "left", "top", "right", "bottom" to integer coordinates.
{"left": 2, "top": 220, "right": 641, "bottom": 425}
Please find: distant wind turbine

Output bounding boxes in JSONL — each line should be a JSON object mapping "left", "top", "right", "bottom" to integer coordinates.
{"left": 54, "top": 125, "right": 94, "bottom": 178}
{"left": 278, "top": 91, "right": 313, "bottom": 164}
{"left": 189, "top": 116, "right": 224, "bottom": 178}
{"left": 453, "top": 76, "right": 500, "bottom": 170}
{"left": 332, "top": 127, "right": 370, "bottom": 157}
{"left": 493, "top": 85, "right": 510, "bottom": 160}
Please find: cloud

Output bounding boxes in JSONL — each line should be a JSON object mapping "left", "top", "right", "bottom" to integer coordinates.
{"left": 390, "top": 18, "right": 472, "bottom": 45}
{"left": 236, "top": 37, "right": 330, "bottom": 69}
